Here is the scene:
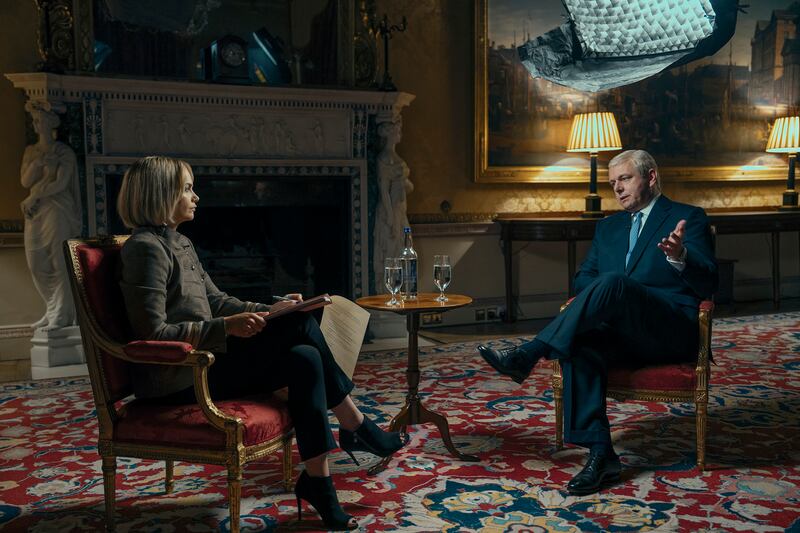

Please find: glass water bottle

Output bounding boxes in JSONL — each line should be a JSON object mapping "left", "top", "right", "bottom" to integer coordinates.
{"left": 400, "top": 226, "right": 418, "bottom": 300}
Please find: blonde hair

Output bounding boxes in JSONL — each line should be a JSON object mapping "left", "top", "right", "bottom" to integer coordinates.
{"left": 609, "top": 149, "right": 661, "bottom": 192}
{"left": 117, "top": 156, "right": 192, "bottom": 229}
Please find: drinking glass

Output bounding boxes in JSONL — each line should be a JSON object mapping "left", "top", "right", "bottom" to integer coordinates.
{"left": 384, "top": 258, "right": 403, "bottom": 306}
{"left": 433, "top": 255, "right": 452, "bottom": 302}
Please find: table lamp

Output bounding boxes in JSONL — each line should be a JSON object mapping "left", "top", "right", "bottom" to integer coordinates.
{"left": 567, "top": 112, "right": 622, "bottom": 218}
{"left": 766, "top": 116, "right": 800, "bottom": 211}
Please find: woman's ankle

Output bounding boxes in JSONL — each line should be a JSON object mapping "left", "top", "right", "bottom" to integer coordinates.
{"left": 304, "top": 453, "right": 330, "bottom": 477}
{"left": 339, "top": 414, "right": 364, "bottom": 433}
{"left": 332, "top": 397, "right": 364, "bottom": 431}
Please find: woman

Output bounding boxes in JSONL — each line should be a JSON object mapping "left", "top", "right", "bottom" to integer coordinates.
{"left": 117, "top": 156, "right": 406, "bottom": 530}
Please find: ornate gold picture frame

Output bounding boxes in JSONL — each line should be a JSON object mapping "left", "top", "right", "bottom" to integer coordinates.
{"left": 474, "top": 0, "right": 792, "bottom": 184}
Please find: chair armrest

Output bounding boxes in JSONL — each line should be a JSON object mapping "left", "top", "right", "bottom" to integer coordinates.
{"left": 697, "top": 299, "right": 714, "bottom": 371}
{"left": 122, "top": 341, "right": 238, "bottom": 431}
{"left": 123, "top": 340, "right": 207, "bottom": 366}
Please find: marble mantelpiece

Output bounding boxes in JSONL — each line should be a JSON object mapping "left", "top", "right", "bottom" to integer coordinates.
{"left": 7, "top": 72, "right": 416, "bottom": 374}
{"left": 7, "top": 72, "right": 415, "bottom": 299}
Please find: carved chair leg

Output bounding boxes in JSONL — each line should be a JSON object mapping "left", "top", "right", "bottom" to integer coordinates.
{"left": 228, "top": 465, "right": 243, "bottom": 533}
{"left": 696, "top": 400, "right": 708, "bottom": 471}
{"left": 165, "top": 460, "right": 174, "bottom": 493}
{"left": 554, "top": 391, "right": 564, "bottom": 449}
{"left": 101, "top": 455, "right": 116, "bottom": 532}
{"left": 282, "top": 435, "right": 294, "bottom": 492}
{"left": 552, "top": 361, "right": 564, "bottom": 449}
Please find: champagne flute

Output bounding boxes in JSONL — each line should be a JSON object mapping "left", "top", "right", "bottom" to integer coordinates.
{"left": 384, "top": 258, "right": 403, "bottom": 306}
{"left": 433, "top": 255, "right": 452, "bottom": 302}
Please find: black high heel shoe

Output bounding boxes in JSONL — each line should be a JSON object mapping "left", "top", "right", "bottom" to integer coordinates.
{"left": 339, "top": 416, "right": 409, "bottom": 466}
{"left": 294, "top": 470, "right": 357, "bottom": 531}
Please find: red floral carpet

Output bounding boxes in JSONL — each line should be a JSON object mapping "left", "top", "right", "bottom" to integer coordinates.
{"left": 2, "top": 313, "right": 800, "bottom": 532}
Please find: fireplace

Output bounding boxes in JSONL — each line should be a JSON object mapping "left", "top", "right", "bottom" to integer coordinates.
{"left": 106, "top": 170, "right": 353, "bottom": 302}
{"left": 7, "top": 71, "right": 414, "bottom": 378}
{"left": 7, "top": 72, "right": 414, "bottom": 299}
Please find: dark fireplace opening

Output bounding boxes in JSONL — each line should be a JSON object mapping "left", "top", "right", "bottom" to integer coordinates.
{"left": 106, "top": 174, "right": 352, "bottom": 303}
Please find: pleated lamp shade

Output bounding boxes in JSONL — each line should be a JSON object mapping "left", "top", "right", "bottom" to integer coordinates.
{"left": 766, "top": 116, "right": 800, "bottom": 153}
{"left": 567, "top": 112, "right": 622, "bottom": 153}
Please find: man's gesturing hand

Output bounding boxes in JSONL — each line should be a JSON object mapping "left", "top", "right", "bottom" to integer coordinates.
{"left": 658, "top": 219, "right": 686, "bottom": 260}
{"left": 224, "top": 312, "right": 266, "bottom": 338}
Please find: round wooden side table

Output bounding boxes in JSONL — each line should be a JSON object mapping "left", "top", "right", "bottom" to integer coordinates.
{"left": 356, "top": 292, "right": 478, "bottom": 474}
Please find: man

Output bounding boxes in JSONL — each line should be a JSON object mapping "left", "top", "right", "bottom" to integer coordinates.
{"left": 478, "top": 149, "right": 717, "bottom": 495}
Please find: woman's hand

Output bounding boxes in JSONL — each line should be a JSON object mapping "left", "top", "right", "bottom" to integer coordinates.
{"left": 224, "top": 312, "right": 266, "bottom": 338}
{"left": 284, "top": 293, "right": 303, "bottom": 302}
{"left": 269, "top": 299, "right": 298, "bottom": 313}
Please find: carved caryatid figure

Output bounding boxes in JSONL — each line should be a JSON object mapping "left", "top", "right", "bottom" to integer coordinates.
{"left": 374, "top": 119, "right": 413, "bottom": 290}
{"left": 20, "top": 101, "right": 82, "bottom": 330}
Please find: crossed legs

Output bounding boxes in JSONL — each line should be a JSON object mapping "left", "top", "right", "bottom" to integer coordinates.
{"left": 528, "top": 273, "right": 697, "bottom": 443}
{"left": 479, "top": 272, "right": 699, "bottom": 493}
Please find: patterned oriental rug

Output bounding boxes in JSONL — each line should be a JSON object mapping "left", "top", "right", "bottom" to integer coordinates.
{"left": 1, "top": 313, "right": 800, "bottom": 532}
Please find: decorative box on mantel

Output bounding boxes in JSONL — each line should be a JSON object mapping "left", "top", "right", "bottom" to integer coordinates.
{"left": 7, "top": 73, "right": 415, "bottom": 304}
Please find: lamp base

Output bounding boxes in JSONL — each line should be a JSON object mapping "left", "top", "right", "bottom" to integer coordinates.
{"left": 780, "top": 190, "right": 799, "bottom": 211}
{"left": 582, "top": 194, "right": 604, "bottom": 218}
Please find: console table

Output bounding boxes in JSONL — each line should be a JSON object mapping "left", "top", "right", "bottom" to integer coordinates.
{"left": 496, "top": 209, "right": 800, "bottom": 322}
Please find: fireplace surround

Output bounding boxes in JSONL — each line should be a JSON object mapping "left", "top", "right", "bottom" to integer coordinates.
{"left": 7, "top": 72, "right": 414, "bottom": 376}
{"left": 7, "top": 72, "right": 414, "bottom": 299}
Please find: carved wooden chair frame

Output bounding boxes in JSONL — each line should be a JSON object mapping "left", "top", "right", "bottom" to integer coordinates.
{"left": 65, "top": 236, "right": 294, "bottom": 532}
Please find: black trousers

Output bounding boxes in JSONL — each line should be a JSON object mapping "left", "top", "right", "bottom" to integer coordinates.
{"left": 523, "top": 272, "right": 698, "bottom": 446}
{"left": 164, "top": 313, "right": 354, "bottom": 461}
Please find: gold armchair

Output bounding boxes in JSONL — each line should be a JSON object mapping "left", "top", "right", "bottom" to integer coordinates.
{"left": 552, "top": 299, "right": 714, "bottom": 470}
{"left": 64, "top": 236, "right": 294, "bottom": 532}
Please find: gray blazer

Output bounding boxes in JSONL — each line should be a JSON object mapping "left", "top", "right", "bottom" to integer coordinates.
{"left": 119, "top": 226, "right": 270, "bottom": 398}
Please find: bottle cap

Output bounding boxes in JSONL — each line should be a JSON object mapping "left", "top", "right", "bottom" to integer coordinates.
{"left": 404, "top": 227, "right": 411, "bottom": 233}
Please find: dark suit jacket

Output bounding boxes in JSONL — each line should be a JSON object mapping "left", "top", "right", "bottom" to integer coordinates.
{"left": 119, "top": 226, "right": 270, "bottom": 398}
{"left": 574, "top": 195, "right": 718, "bottom": 310}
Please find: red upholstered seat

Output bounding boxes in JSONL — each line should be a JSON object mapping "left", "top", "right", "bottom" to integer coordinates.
{"left": 118, "top": 396, "right": 292, "bottom": 448}
{"left": 65, "top": 236, "right": 295, "bottom": 533}
{"left": 607, "top": 363, "right": 697, "bottom": 391}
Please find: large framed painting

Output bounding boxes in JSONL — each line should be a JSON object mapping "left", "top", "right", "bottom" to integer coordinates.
{"left": 474, "top": 0, "right": 798, "bottom": 183}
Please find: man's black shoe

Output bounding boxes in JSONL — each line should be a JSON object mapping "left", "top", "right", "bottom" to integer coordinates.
{"left": 566, "top": 450, "right": 622, "bottom": 496}
{"left": 476, "top": 344, "right": 531, "bottom": 384}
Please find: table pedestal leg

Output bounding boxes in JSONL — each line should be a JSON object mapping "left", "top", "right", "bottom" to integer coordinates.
{"left": 367, "top": 311, "right": 479, "bottom": 475}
